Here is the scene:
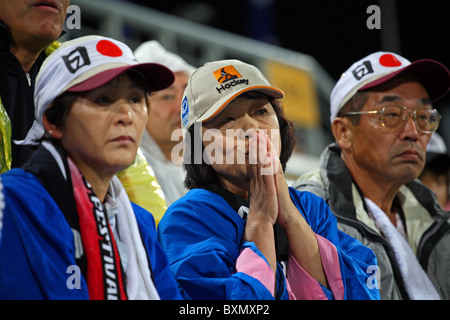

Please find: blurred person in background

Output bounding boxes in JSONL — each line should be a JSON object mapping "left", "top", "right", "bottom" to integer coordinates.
{"left": 419, "top": 132, "right": 450, "bottom": 210}
{"left": 134, "top": 40, "right": 195, "bottom": 206}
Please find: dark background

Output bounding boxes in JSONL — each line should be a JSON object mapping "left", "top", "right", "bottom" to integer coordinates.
{"left": 129, "top": 0, "right": 449, "bottom": 83}
{"left": 128, "top": 0, "right": 450, "bottom": 142}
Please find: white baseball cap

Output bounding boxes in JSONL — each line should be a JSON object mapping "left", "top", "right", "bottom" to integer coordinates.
{"left": 134, "top": 40, "right": 195, "bottom": 75}
{"left": 427, "top": 132, "right": 447, "bottom": 153}
{"left": 17, "top": 35, "right": 174, "bottom": 145}
{"left": 330, "top": 51, "right": 450, "bottom": 123}
{"left": 181, "top": 59, "right": 284, "bottom": 130}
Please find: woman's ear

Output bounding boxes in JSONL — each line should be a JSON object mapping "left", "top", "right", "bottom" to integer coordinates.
{"left": 42, "top": 114, "right": 63, "bottom": 139}
{"left": 331, "top": 117, "right": 353, "bottom": 150}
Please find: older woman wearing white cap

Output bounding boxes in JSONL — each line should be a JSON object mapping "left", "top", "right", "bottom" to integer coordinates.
{"left": 157, "top": 59, "right": 380, "bottom": 300}
{"left": 0, "top": 35, "right": 181, "bottom": 300}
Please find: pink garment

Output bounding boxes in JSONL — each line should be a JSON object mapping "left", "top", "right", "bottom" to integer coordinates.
{"left": 236, "top": 248, "right": 275, "bottom": 296}
{"left": 236, "top": 234, "right": 344, "bottom": 300}
{"left": 287, "top": 234, "right": 345, "bottom": 300}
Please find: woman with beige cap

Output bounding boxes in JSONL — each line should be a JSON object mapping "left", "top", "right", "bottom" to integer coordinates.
{"left": 157, "top": 59, "right": 380, "bottom": 300}
{"left": 0, "top": 35, "right": 180, "bottom": 300}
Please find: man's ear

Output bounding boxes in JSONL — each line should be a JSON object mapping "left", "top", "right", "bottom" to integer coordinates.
{"left": 331, "top": 117, "right": 353, "bottom": 150}
{"left": 42, "top": 114, "right": 63, "bottom": 139}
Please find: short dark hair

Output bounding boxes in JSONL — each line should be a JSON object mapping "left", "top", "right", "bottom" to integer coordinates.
{"left": 45, "top": 92, "right": 78, "bottom": 126}
{"left": 337, "top": 91, "right": 369, "bottom": 126}
{"left": 183, "top": 96, "right": 295, "bottom": 190}
{"left": 42, "top": 91, "right": 79, "bottom": 142}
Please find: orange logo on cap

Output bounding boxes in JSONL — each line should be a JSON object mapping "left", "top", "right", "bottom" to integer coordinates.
{"left": 213, "top": 65, "right": 242, "bottom": 84}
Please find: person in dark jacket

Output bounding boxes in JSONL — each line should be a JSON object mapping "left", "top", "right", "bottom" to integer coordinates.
{"left": 294, "top": 51, "right": 450, "bottom": 299}
{"left": 0, "top": 0, "right": 69, "bottom": 168}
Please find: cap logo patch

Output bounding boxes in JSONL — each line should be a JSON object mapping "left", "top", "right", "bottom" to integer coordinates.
{"left": 379, "top": 53, "right": 402, "bottom": 67}
{"left": 352, "top": 60, "right": 374, "bottom": 81}
{"left": 214, "top": 65, "right": 241, "bottom": 84}
{"left": 181, "top": 96, "right": 189, "bottom": 127}
{"left": 213, "top": 65, "right": 249, "bottom": 94}
{"left": 62, "top": 46, "right": 91, "bottom": 73}
{"left": 96, "top": 39, "right": 123, "bottom": 57}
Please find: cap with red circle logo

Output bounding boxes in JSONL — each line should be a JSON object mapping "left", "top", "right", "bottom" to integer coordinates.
{"left": 329, "top": 51, "right": 450, "bottom": 123}
{"left": 18, "top": 35, "right": 174, "bottom": 145}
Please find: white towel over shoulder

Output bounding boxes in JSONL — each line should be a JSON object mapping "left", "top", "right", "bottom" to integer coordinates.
{"left": 364, "top": 198, "right": 440, "bottom": 300}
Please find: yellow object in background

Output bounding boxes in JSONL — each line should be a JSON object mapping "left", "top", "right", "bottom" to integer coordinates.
{"left": 264, "top": 61, "right": 320, "bottom": 128}
{"left": 45, "top": 41, "right": 61, "bottom": 56}
{"left": 0, "top": 97, "right": 12, "bottom": 174}
{"left": 117, "top": 148, "right": 167, "bottom": 227}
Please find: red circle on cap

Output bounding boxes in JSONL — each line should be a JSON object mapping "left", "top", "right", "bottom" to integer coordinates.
{"left": 96, "top": 40, "right": 123, "bottom": 57}
{"left": 379, "top": 53, "right": 402, "bottom": 67}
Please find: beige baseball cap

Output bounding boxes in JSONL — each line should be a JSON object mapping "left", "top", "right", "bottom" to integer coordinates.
{"left": 181, "top": 59, "right": 284, "bottom": 130}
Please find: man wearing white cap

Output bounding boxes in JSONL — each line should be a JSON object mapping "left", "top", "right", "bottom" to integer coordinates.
{"left": 134, "top": 40, "right": 195, "bottom": 206}
{"left": 294, "top": 51, "right": 450, "bottom": 299}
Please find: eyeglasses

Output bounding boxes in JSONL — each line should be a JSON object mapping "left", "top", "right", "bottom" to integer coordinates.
{"left": 342, "top": 105, "right": 441, "bottom": 133}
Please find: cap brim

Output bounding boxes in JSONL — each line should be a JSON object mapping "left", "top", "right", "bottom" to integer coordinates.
{"left": 198, "top": 85, "right": 284, "bottom": 123}
{"left": 359, "top": 59, "right": 450, "bottom": 101}
{"left": 67, "top": 63, "right": 174, "bottom": 92}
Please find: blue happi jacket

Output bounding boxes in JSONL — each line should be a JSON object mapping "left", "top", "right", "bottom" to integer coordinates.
{"left": 0, "top": 147, "right": 181, "bottom": 300}
{"left": 157, "top": 186, "right": 380, "bottom": 300}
